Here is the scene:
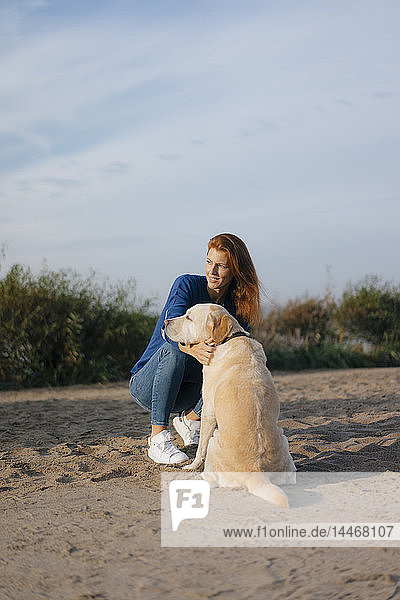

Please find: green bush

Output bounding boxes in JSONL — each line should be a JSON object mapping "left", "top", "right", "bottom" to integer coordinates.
{"left": 254, "top": 281, "right": 400, "bottom": 371}
{"left": 336, "top": 275, "right": 400, "bottom": 352}
{"left": 259, "top": 295, "right": 336, "bottom": 343}
{"left": 264, "top": 341, "right": 375, "bottom": 371}
{"left": 2, "top": 256, "right": 399, "bottom": 387}
{"left": 0, "top": 262, "right": 157, "bottom": 389}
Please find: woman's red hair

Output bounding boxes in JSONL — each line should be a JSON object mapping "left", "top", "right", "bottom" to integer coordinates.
{"left": 208, "top": 233, "right": 261, "bottom": 327}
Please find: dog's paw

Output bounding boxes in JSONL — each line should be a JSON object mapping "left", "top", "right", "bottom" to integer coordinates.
{"left": 182, "top": 460, "right": 203, "bottom": 471}
{"left": 182, "top": 463, "right": 193, "bottom": 470}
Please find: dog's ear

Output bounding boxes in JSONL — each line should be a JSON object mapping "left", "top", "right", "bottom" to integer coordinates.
{"left": 206, "top": 310, "right": 233, "bottom": 344}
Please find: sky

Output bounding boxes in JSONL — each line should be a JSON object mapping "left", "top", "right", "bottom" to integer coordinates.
{"left": 1, "top": 0, "right": 399, "bottom": 311}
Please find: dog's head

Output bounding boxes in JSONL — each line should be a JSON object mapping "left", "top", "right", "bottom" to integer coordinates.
{"left": 164, "top": 303, "right": 248, "bottom": 346}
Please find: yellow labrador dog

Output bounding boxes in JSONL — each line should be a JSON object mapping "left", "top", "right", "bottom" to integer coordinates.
{"left": 165, "top": 303, "right": 296, "bottom": 507}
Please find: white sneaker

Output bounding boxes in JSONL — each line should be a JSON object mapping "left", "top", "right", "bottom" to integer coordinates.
{"left": 147, "top": 430, "right": 189, "bottom": 464}
{"left": 173, "top": 413, "right": 201, "bottom": 445}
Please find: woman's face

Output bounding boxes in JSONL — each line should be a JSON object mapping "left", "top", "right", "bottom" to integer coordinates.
{"left": 205, "top": 248, "right": 234, "bottom": 293}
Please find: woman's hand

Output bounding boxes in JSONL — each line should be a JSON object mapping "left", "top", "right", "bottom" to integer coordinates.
{"left": 179, "top": 338, "right": 216, "bottom": 365}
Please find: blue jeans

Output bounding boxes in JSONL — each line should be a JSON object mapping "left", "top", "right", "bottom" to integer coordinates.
{"left": 129, "top": 343, "right": 203, "bottom": 426}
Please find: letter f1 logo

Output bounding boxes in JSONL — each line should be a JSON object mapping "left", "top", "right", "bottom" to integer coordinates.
{"left": 169, "top": 480, "right": 210, "bottom": 531}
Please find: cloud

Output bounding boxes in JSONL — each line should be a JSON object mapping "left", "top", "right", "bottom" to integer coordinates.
{"left": 1, "top": 1, "right": 399, "bottom": 304}
{"left": 101, "top": 161, "right": 132, "bottom": 175}
{"left": 238, "top": 118, "right": 280, "bottom": 138}
{"left": 372, "top": 91, "right": 393, "bottom": 99}
{"left": 29, "top": 0, "right": 51, "bottom": 8}
{"left": 335, "top": 99, "right": 353, "bottom": 107}
{"left": 1, "top": 1, "right": 398, "bottom": 176}
{"left": 157, "top": 154, "right": 181, "bottom": 161}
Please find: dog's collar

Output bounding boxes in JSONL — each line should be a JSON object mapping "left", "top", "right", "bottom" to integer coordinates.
{"left": 180, "top": 331, "right": 248, "bottom": 348}
{"left": 219, "top": 331, "right": 248, "bottom": 345}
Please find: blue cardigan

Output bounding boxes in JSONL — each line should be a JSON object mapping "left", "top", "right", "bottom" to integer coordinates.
{"left": 130, "top": 274, "right": 247, "bottom": 379}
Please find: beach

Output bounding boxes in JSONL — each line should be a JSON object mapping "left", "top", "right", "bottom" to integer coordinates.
{"left": 1, "top": 367, "right": 399, "bottom": 599}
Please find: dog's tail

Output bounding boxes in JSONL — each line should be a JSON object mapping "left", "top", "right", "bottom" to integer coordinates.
{"left": 244, "top": 472, "right": 289, "bottom": 507}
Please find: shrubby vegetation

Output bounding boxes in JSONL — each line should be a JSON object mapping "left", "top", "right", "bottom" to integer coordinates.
{"left": 1, "top": 253, "right": 399, "bottom": 389}
{"left": 337, "top": 276, "right": 400, "bottom": 354}
{"left": 255, "top": 276, "right": 400, "bottom": 371}
{"left": 0, "top": 261, "right": 156, "bottom": 389}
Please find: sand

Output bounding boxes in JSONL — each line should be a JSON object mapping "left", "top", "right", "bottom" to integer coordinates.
{"left": 0, "top": 367, "right": 399, "bottom": 599}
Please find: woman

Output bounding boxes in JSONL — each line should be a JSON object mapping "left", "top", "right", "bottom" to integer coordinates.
{"left": 129, "top": 233, "right": 262, "bottom": 464}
